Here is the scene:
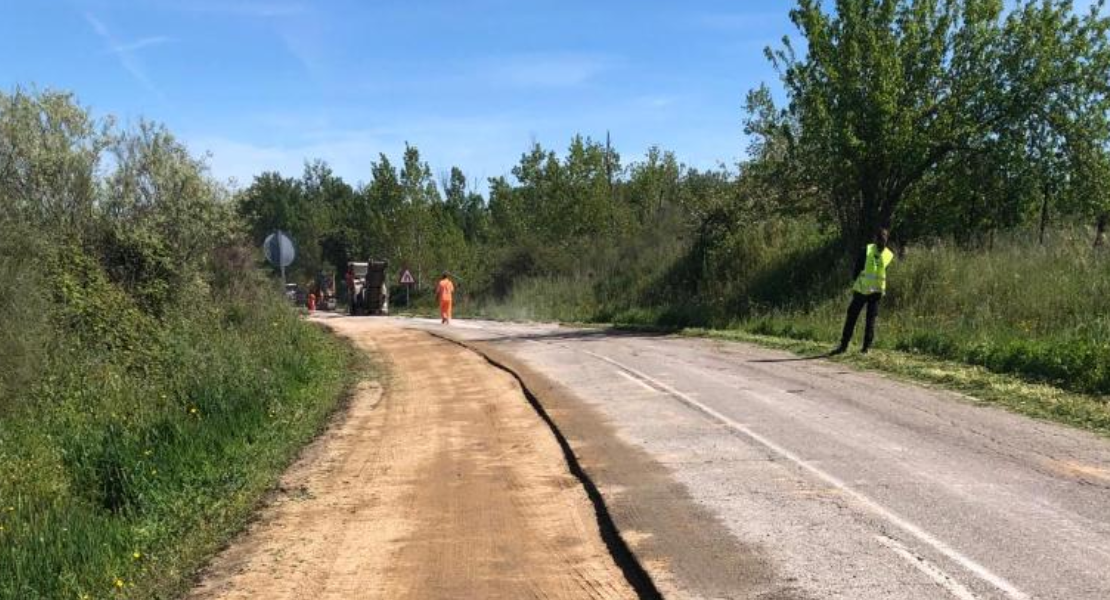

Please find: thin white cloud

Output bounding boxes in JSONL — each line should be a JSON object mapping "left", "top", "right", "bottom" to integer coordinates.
{"left": 84, "top": 13, "right": 165, "bottom": 99}
{"left": 635, "top": 95, "right": 679, "bottom": 110}
{"left": 278, "top": 28, "right": 327, "bottom": 79}
{"left": 109, "top": 36, "right": 173, "bottom": 54}
{"left": 485, "top": 54, "right": 616, "bottom": 88}
{"left": 157, "top": 1, "right": 307, "bottom": 18}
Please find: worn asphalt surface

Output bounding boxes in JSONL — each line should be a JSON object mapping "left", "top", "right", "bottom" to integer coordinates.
{"left": 401, "top": 317, "right": 1110, "bottom": 600}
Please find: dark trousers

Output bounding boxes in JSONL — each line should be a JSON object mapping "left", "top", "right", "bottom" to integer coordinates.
{"left": 839, "top": 292, "right": 882, "bottom": 350}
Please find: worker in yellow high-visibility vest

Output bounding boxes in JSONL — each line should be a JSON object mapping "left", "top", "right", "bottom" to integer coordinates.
{"left": 831, "top": 228, "right": 894, "bottom": 355}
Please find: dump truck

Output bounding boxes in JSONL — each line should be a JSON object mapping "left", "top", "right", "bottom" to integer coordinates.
{"left": 347, "top": 260, "right": 389, "bottom": 316}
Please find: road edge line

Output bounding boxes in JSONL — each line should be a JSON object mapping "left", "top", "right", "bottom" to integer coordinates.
{"left": 581, "top": 348, "right": 1029, "bottom": 600}
{"left": 424, "top": 331, "right": 664, "bottom": 600}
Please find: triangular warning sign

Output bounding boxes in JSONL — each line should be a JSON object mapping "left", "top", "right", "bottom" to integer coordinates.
{"left": 400, "top": 270, "right": 415, "bottom": 284}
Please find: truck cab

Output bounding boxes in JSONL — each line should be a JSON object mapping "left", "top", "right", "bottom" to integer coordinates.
{"left": 346, "top": 260, "right": 389, "bottom": 316}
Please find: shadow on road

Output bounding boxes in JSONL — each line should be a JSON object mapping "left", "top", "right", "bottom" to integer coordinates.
{"left": 468, "top": 327, "right": 673, "bottom": 345}
{"left": 746, "top": 354, "right": 830, "bottom": 364}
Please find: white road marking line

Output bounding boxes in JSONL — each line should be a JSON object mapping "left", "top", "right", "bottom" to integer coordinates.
{"left": 615, "top": 369, "right": 658, "bottom": 393}
{"left": 580, "top": 349, "right": 1030, "bottom": 600}
{"left": 875, "top": 535, "right": 980, "bottom": 600}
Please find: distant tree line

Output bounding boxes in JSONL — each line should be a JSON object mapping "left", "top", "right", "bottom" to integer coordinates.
{"left": 236, "top": 138, "right": 735, "bottom": 296}
{"left": 231, "top": 0, "right": 1110, "bottom": 301}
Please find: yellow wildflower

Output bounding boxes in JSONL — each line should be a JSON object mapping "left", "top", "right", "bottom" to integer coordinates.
{"left": 132, "top": 551, "right": 141, "bottom": 560}
{"left": 114, "top": 578, "right": 124, "bottom": 588}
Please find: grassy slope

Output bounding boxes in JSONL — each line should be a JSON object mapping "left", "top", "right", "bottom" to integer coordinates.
{"left": 0, "top": 302, "right": 359, "bottom": 600}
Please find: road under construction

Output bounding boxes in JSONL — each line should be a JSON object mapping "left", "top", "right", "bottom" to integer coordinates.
{"left": 191, "top": 316, "right": 1110, "bottom": 600}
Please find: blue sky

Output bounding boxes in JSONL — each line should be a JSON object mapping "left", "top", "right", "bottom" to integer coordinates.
{"left": 1, "top": 0, "right": 796, "bottom": 188}
{"left": 4, "top": 1, "right": 1100, "bottom": 190}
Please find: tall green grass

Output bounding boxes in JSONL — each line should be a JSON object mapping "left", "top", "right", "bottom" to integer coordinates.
{"left": 0, "top": 265, "right": 351, "bottom": 599}
{"left": 742, "top": 229, "right": 1110, "bottom": 396}
{"left": 478, "top": 222, "right": 1110, "bottom": 398}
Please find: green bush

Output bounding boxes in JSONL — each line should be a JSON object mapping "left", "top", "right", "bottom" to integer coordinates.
{"left": 0, "top": 227, "right": 49, "bottom": 409}
{"left": 0, "top": 274, "right": 349, "bottom": 600}
{"left": 0, "top": 88, "right": 355, "bottom": 599}
{"left": 739, "top": 230, "right": 1110, "bottom": 396}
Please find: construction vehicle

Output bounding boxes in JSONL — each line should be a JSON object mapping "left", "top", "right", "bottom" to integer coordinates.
{"left": 346, "top": 260, "right": 390, "bottom": 316}
{"left": 315, "top": 271, "right": 337, "bottom": 311}
{"left": 284, "top": 282, "right": 300, "bottom": 305}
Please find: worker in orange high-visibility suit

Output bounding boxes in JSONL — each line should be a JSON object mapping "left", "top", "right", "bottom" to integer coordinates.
{"left": 435, "top": 272, "right": 455, "bottom": 325}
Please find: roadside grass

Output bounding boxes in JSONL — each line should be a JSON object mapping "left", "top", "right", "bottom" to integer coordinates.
{"left": 0, "top": 297, "right": 360, "bottom": 600}
{"left": 732, "top": 229, "right": 1110, "bottom": 398}
{"left": 469, "top": 225, "right": 1110, "bottom": 437}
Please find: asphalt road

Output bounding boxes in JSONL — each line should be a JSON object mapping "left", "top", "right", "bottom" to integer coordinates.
{"left": 401, "top": 317, "right": 1110, "bottom": 600}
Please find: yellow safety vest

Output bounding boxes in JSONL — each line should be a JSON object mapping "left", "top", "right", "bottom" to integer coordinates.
{"left": 853, "top": 243, "right": 894, "bottom": 295}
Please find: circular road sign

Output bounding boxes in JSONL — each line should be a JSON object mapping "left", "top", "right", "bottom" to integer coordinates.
{"left": 263, "top": 231, "right": 296, "bottom": 268}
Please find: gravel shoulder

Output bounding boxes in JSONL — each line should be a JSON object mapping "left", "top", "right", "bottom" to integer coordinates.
{"left": 188, "top": 318, "right": 638, "bottom": 600}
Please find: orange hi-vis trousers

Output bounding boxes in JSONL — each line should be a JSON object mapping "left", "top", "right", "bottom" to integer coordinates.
{"left": 439, "top": 298, "right": 453, "bottom": 321}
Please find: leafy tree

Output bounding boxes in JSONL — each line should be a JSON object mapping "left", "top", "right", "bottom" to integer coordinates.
{"left": 238, "top": 173, "right": 301, "bottom": 242}
{"left": 106, "top": 120, "right": 233, "bottom": 273}
{"left": 442, "top": 166, "right": 489, "bottom": 243}
{"left": 627, "top": 146, "right": 682, "bottom": 217}
{"left": 487, "top": 175, "right": 525, "bottom": 244}
{"left": 362, "top": 153, "right": 404, "bottom": 260}
{"left": 0, "top": 88, "right": 106, "bottom": 234}
{"left": 767, "top": 0, "right": 1110, "bottom": 247}
{"left": 443, "top": 166, "right": 468, "bottom": 228}
{"left": 399, "top": 144, "right": 443, "bottom": 287}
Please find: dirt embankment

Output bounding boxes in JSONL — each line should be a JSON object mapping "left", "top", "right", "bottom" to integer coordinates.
{"left": 189, "top": 319, "right": 637, "bottom": 600}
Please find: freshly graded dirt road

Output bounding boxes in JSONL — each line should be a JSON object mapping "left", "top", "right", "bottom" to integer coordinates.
{"left": 189, "top": 318, "right": 637, "bottom": 600}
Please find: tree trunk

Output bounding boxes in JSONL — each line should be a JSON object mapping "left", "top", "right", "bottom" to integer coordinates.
{"left": 852, "top": 183, "right": 881, "bottom": 253}
{"left": 1096, "top": 212, "right": 1108, "bottom": 248}
{"left": 1039, "top": 183, "right": 1050, "bottom": 246}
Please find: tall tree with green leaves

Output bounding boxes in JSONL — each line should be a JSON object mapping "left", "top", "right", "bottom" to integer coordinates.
{"left": 768, "top": 0, "right": 1110, "bottom": 248}
{"left": 0, "top": 88, "right": 106, "bottom": 234}
{"left": 399, "top": 144, "right": 444, "bottom": 287}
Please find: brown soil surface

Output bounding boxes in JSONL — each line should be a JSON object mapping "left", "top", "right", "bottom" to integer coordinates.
{"left": 188, "top": 318, "right": 635, "bottom": 600}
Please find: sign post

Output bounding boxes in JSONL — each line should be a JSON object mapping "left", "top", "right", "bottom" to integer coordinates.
{"left": 400, "top": 269, "right": 415, "bottom": 307}
{"left": 263, "top": 230, "right": 296, "bottom": 286}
